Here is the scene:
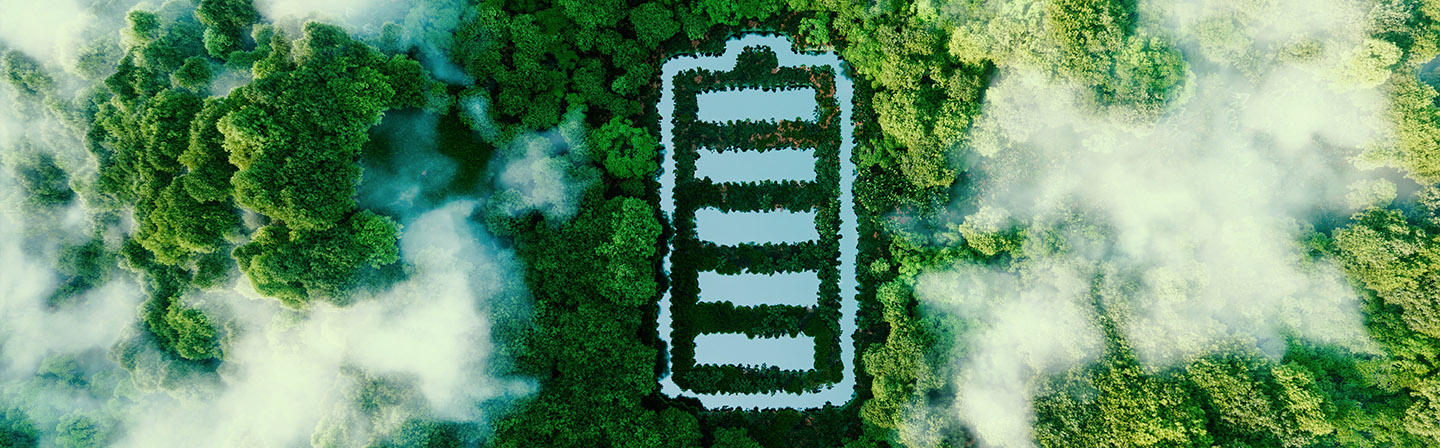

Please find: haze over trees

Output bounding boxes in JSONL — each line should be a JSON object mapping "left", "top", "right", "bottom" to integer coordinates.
{"left": 0, "top": 0, "right": 1438, "bottom": 447}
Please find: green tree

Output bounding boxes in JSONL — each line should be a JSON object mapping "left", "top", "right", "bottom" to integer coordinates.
{"left": 221, "top": 23, "right": 441, "bottom": 232}
{"left": 11, "top": 152, "right": 74, "bottom": 208}
{"left": 1, "top": 50, "right": 55, "bottom": 98}
{"left": 179, "top": 97, "right": 239, "bottom": 202}
{"left": 195, "top": 0, "right": 259, "bottom": 59}
{"left": 233, "top": 211, "right": 401, "bottom": 307}
{"left": 55, "top": 413, "right": 114, "bottom": 448}
{"left": 164, "top": 303, "right": 222, "bottom": 360}
{"left": 596, "top": 197, "right": 659, "bottom": 306}
{"left": 696, "top": 0, "right": 783, "bottom": 26}
{"left": 172, "top": 56, "right": 213, "bottom": 89}
{"left": 1406, "top": 380, "right": 1440, "bottom": 445}
{"left": 1334, "top": 208, "right": 1440, "bottom": 339}
{"left": 712, "top": 427, "right": 764, "bottom": 448}
{"left": 1105, "top": 33, "right": 1190, "bottom": 121}
{"left": 589, "top": 117, "right": 658, "bottom": 180}
{"left": 629, "top": 3, "right": 680, "bottom": 48}
{"left": 1046, "top": 0, "right": 1132, "bottom": 82}
{"left": 0, "top": 408, "right": 39, "bottom": 448}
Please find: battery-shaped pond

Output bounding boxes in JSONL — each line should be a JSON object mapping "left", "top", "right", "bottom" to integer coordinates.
{"left": 657, "top": 35, "right": 857, "bottom": 409}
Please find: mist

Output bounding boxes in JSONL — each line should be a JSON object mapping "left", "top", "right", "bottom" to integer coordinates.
{"left": 0, "top": 3, "right": 545, "bottom": 446}
{"left": 488, "top": 107, "right": 598, "bottom": 222}
{"left": 116, "top": 200, "right": 534, "bottom": 447}
{"left": 255, "top": 0, "right": 473, "bottom": 84}
{"left": 0, "top": 0, "right": 89, "bottom": 63}
{"left": 915, "top": 0, "right": 1406, "bottom": 446}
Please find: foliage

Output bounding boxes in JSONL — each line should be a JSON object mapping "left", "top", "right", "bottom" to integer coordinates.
{"left": 1, "top": 50, "right": 55, "bottom": 98}
{"left": 10, "top": 152, "right": 73, "bottom": 208}
{"left": 0, "top": 408, "right": 38, "bottom": 448}
{"left": 233, "top": 211, "right": 401, "bottom": 307}
{"left": 1332, "top": 206, "right": 1440, "bottom": 446}
{"left": 590, "top": 117, "right": 659, "bottom": 180}
{"left": 596, "top": 197, "right": 660, "bottom": 306}
{"left": 712, "top": 427, "right": 764, "bottom": 448}
{"left": 171, "top": 56, "right": 213, "bottom": 90}
{"left": 195, "top": 0, "right": 259, "bottom": 59}
{"left": 1334, "top": 208, "right": 1440, "bottom": 339}
{"left": 55, "top": 413, "right": 115, "bottom": 448}
{"left": 91, "top": 3, "right": 230, "bottom": 364}
{"left": 9, "top": 1, "right": 1440, "bottom": 447}
{"left": 222, "top": 23, "right": 443, "bottom": 233}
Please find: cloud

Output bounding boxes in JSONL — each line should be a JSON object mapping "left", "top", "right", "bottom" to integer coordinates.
{"left": 116, "top": 201, "right": 535, "bottom": 447}
{"left": 916, "top": 259, "right": 1102, "bottom": 448}
{"left": 489, "top": 107, "right": 598, "bottom": 222}
{"left": 357, "top": 110, "right": 459, "bottom": 217}
{"left": 0, "top": 4, "right": 537, "bottom": 445}
{"left": 254, "top": 0, "right": 411, "bottom": 35}
{"left": 0, "top": 0, "right": 89, "bottom": 62}
{"left": 919, "top": 0, "right": 1404, "bottom": 446}
{"left": 255, "top": 0, "right": 473, "bottom": 84}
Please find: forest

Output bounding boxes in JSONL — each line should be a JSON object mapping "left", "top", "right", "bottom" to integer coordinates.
{"left": 0, "top": 0, "right": 1437, "bottom": 447}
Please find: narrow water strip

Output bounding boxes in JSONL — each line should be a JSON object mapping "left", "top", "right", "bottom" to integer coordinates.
{"left": 658, "top": 34, "right": 858, "bottom": 409}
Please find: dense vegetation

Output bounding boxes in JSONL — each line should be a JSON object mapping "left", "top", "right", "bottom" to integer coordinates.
{"left": 1, "top": 0, "right": 1439, "bottom": 447}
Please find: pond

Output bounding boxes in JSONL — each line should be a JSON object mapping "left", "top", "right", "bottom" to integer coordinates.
{"left": 657, "top": 34, "right": 857, "bottom": 409}
{"left": 693, "top": 333, "right": 817, "bottom": 371}
{"left": 697, "top": 271, "right": 819, "bottom": 307}
{"left": 696, "top": 88, "right": 819, "bottom": 123}
{"left": 693, "top": 209, "right": 817, "bottom": 245}
{"left": 693, "top": 147, "right": 817, "bottom": 183}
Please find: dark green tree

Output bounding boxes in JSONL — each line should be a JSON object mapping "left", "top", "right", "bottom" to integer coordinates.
{"left": 233, "top": 211, "right": 401, "bottom": 307}
{"left": 0, "top": 408, "right": 39, "bottom": 448}
{"left": 589, "top": 117, "right": 658, "bottom": 180}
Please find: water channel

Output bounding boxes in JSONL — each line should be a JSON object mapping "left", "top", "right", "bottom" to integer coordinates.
{"left": 656, "top": 34, "right": 858, "bottom": 410}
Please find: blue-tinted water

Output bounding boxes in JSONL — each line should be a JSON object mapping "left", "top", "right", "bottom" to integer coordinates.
{"left": 697, "top": 271, "right": 819, "bottom": 307}
{"left": 657, "top": 34, "right": 858, "bottom": 410}
{"left": 693, "top": 209, "right": 817, "bottom": 245}
{"left": 693, "top": 333, "right": 816, "bottom": 371}
{"left": 694, "top": 148, "right": 817, "bottom": 183}
{"left": 696, "top": 88, "right": 818, "bottom": 123}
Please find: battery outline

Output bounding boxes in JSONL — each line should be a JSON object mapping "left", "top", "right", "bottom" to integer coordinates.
{"left": 656, "top": 34, "right": 858, "bottom": 410}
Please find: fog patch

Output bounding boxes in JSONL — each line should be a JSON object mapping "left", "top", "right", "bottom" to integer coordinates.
{"left": 922, "top": 0, "right": 1393, "bottom": 446}
{"left": 916, "top": 257, "right": 1102, "bottom": 448}
{"left": 489, "top": 107, "right": 597, "bottom": 222}
{"left": 254, "top": 0, "right": 410, "bottom": 35}
{"left": 358, "top": 111, "right": 459, "bottom": 217}
{"left": 255, "top": 0, "right": 471, "bottom": 84}
{"left": 118, "top": 201, "right": 535, "bottom": 447}
{"left": 0, "top": 3, "right": 538, "bottom": 445}
{"left": 0, "top": 0, "right": 90, "bottom": 63}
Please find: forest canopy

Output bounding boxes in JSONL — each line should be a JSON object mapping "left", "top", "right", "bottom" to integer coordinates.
{"left": 0, "top": 0, "right": 1437, "bottom": 447}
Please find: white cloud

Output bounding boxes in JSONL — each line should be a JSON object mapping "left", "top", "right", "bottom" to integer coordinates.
{"left": 921, "top": 0, "right": 1397, "bottom": 446}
